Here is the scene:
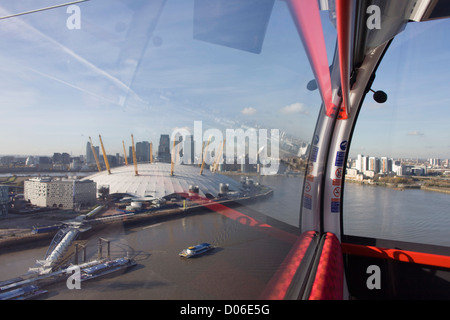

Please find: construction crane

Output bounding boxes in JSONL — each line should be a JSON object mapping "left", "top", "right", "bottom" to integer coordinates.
{"left": 200, "top": 136, "right": 212, "bottom": 175}
{"left": 89, "top": 136, "right": 102, "bottom": 172}
{"left": 122, "top": 140, "right": 129, "bottom": 166}
{"left": 98, "top": 135, "right": 111, "bottom": 174}
{"left": 131, "top": 134, "right": 138, "bottom": 176}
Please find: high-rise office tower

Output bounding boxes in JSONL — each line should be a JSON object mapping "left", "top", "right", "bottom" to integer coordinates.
{"left": 182, "top": 135, "right": 195, "bottom": 164}
{"left": 86, "top": 142, "right": 99, "bottom": 164}
{"left": 136, "top": 141, "right": 151, "bottom": 163}
{"left": 158, "top": 134, "right": 171, "bottom": 163}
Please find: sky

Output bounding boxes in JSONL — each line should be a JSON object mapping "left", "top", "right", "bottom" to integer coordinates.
{"left": 349, "top": 17, "right": 450, "bottom": 159}
{"left": 0, "top": 0, "right": 449, "bottom": 159}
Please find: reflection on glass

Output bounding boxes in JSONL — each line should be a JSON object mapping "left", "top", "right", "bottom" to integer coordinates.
{"left": 343, "top": 18, "right": 450, "bottom": 247}
{"left": 0, "top": 0, "right": 335, "bottom": 299}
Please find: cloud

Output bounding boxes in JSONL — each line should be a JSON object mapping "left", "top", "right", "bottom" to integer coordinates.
{"left": 241, "top": 107, "right": 257, "bottom": 115}
{"left": 280, "top": 102, "right": 309, "bottom": 115}
{"left": 407, "top": 131, "right": 424, "bottom": 136}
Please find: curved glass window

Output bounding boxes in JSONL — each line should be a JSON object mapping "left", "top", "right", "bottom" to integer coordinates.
{"left": 0, "top": 0, "right": 336, "bottom": 300}
{"left": 343, "top": 18, "right": 450, "bottom": 248}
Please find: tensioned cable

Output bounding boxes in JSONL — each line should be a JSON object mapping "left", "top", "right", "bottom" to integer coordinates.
{"left": 0, "top": 0, "right": 89, "bottom": 20}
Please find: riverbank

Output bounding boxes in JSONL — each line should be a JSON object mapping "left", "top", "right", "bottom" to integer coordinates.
{"left": 0, "top": 210, "right": 81, "bottom": 250}
{"left": 420, "top": 185, "right": 450, "bottom": 194}
{"left": 0, "top": 188, "right": 273, "bottom": 250}
{"left": 345, "top": 178, "right": 450, "bottom": 194}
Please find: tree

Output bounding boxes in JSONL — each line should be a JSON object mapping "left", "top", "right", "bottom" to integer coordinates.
{"left": 98, "top": 186, "right": 110, "bottom": 201}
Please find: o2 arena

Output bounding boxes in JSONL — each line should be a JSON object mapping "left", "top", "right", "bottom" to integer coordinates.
{"left": 81, "top": 162, "right": 272, "bottom": 217}
{"left": 84, "top": 163, "right": 244, "bottom": 200}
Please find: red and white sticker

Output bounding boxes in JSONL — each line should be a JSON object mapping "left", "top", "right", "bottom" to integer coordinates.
{"left": 332, "top": 179, "right": 341, "bottom": 186}
{"left": 333, "top": 187, "right": 341, "bottom": 198}
{"left": 335, "top": 168, "right": 343, "bottom": 178}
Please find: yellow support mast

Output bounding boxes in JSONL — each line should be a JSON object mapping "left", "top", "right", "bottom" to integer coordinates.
{"left": 170, "top": 138, "right": 176, "bottom": 176}
{"left": 200, "top": 136, "right": 212, "bottom": 175}
{"left": 176, "top": 141, "right": 181, "bottom": 164}
{"left": 213, "top": 139, "right": 225, "bottom": 173}
{"left": 122, "top": 140, "right": 129, "bottom": 166}
{"left": 99, "top": 135, "right": 111, "bottom": 174}
{"left": 131, "top": 134, "right": 139, "bottom": 176}
{"left": 150, "top": 142, "right": 153, "bottom": 164}
{"left": 89, "top": 136, "right": 102, "bottom": 172}
{"left": 211, "top": 141, "right": 220, "bottom": 173}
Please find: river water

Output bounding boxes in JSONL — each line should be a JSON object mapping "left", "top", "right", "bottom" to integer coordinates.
{"left": 343, "top": 182, "right": 450, "bottom": 247}
{"left": 0, "top": 175, "right": 448, "bottom": 299}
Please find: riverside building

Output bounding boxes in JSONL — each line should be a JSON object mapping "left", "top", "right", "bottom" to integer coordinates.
{"left": 24, "top": 178, "right": 97, "bottom": 210}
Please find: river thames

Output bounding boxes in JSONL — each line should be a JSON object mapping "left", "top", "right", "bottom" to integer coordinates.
{"left": 0, "top": 175, "right": 448, "bottom": 299}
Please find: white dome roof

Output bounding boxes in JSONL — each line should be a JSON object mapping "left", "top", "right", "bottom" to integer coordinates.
{"left": 82, "top": 163, "right": 242, "bottom": 199}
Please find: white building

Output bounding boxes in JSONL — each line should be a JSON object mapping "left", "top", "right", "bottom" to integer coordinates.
{"left": 362, "top": 155, "right": 369, "bottom": 173}
{"left": 355, "top": 154, "right": 363, "bottom": 172}
{"left": 364, "top": 170, "right": 375, "bottom": 178}
{"left": 346, "top": 168, "right": 364, "bottom": 181}
{"left": 429, "top": 158, "right": 440, "bottom": 166}
{"left": 24, "top": 178, "right": 97, "bottom": 210}
{"left": 392, "top": 160, "right": 402, "bottom": 174}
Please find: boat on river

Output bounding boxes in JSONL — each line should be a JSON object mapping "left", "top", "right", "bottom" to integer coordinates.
{"left": 0, "top": 285, "right": 47, "bottom": 300}
{"left": 179, "top": 243, "right": 214, "bottom": 258}
{"left": 80, "top": 258, "right": 137, "bottom": 281}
